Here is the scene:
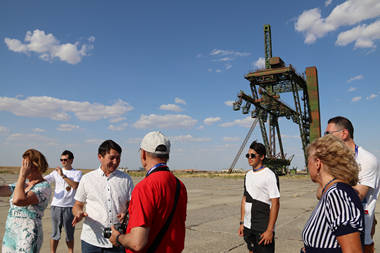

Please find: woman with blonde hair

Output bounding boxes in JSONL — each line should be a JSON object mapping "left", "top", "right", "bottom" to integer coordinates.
{"left": 0, "top": 149, "right": 51, "bottom": 252}
{"left": 302, "top": 134, "right": 364, "bottom": 253}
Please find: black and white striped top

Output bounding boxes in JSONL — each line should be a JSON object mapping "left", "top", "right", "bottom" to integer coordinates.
{"left": 302, "top": 182, "right": 364, "bottom": 253}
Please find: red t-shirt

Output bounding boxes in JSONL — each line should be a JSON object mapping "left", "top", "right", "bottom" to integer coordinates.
{"left": 126, "top": 170, "right": 187, "bottom": 253}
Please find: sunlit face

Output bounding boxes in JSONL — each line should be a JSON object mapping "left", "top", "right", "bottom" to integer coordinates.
{"left": 247, "top": 149, "right": 263, "bottom": 168}
{"left": 60, "top": 154, "right": 73, "bottom": 169}
{"left": 307, "top": 151, "right": 319, "bottom": 183}
{"left": 98, "top": 149, "right": 121, "bottom": 175}
{"left": 324, "top": 123, "right": 344, "bottom": 140}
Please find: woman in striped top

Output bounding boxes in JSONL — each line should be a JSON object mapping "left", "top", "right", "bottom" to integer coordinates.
{"left": 302, "top": 134, "right": 364, "bottom": 253}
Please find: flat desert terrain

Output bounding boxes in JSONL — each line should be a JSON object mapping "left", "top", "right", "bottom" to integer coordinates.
{"left": 0, "top": 172, "right": 379, "bottom": 253}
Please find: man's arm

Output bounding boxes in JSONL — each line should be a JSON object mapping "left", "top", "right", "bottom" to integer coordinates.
{"left": 56, "top": 167, "right": 79, "bottom": 189}
{"left": 238, "top": 196, "right": 245, "bottom": 237}
{"left": 110, "top": 226, "right": 150, "bottom": 251}
{"left": 117, "top": 200, "right": 130, "bottom": 223}
{"left": 259, "top": 197, "right": 280, "bottom": 245}
{"left": 72, "top": 200, "right": 87, "bottom": 226}
{"left": 352, "top": 184, "right": 369, "bottom": 201}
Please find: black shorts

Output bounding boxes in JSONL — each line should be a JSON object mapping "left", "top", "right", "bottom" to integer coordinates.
{"left": 243, "top": 227, "right": 275, "bottom": 253}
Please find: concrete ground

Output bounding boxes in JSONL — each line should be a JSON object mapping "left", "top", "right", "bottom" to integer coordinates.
{"left": 0, "top": 174, "right": 379, "bottom": 252}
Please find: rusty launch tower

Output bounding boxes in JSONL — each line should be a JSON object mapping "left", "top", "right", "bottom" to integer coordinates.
{"left": 230, "top": 24, "right": 321, "bottom": 174}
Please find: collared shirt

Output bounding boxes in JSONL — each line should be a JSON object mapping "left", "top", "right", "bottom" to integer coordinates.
{"left": 74, "top": 167, "right": 134, "bottom": 248}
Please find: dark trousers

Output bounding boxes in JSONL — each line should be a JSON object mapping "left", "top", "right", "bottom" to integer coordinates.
{"left": 243, "top": 227, "right": 275, "bottom": 253}
{"left": 81, "top": 240, "right": 124, "bottom": 253}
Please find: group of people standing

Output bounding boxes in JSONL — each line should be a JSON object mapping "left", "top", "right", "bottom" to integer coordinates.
{"left": 0, "top": 131, "right": 188, "bottom": 253}
{"left": 239, "top": 116, "right": 379, "bottom": 253}
{"left": 0, "top": 116, "right": 378, "bottom": 253}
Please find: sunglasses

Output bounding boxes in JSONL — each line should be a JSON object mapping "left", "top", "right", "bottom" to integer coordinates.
{"left": 324, "top": 129, "right": 343, "bottom": 136}
{"left": 245, "top": 153, "right": 256, "bottom": 159}
{"left": 60, "top": 159, "right": 68, "bottom": 162}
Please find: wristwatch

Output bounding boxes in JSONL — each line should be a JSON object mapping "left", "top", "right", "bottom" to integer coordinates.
{"left": 116, "top": 234, "right": 122, "bottom": 247}
{"left": 62, "top": 175, "right": 67, "bottom": 179}
{"left": 240, "top": 221, "right": 244, "bottom": 225}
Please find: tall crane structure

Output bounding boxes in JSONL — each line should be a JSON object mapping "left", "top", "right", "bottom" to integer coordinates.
{"left": 230, "top": 24, "right": 321, "bottom": 174}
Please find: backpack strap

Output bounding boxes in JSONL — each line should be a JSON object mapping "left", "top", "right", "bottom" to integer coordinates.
{"left": 147, "top": 177, "right": 181, "bottom": 253}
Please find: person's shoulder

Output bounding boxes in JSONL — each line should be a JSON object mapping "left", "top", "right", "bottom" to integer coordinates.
{"left": 71, "top": 168, "right": 83, "bottom": 174}
{"left": 358, "top": 146, "right": 378, "bottom": 163}
{"left": 263, "top": 167, "right": 277, "bottom": 177}
{"left": 326, "top": 183, "right": 354, "bottom": 199}
{"left": 81, "top": 169, "right": 98, "bottom": 179}
{"left": 114, "top": 169, "right": 133, "bottom": 179}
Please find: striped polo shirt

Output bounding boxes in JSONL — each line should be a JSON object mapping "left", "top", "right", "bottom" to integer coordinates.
{"left": 302, "top": 182, "right": 364, "bottom": 252}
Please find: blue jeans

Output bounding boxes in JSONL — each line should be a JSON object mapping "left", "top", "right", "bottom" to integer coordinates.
{"left": 81, "top": 240, "right": 124, "bottom": 253}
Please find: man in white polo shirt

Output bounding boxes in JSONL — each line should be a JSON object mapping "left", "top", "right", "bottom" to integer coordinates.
{"left": 72, "top": 140, "right": 134, "bottom": 253}
{"left": 325, "top": 116, "right": 379, "bottom": 253}
{"left": 44, "top": 150, "right": 82, "bottom": 253}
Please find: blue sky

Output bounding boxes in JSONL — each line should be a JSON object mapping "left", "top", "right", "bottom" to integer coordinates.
{"left": 1, "top": 0, "right": 379, "bottom": 171}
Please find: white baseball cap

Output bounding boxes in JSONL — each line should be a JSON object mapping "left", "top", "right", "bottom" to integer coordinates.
{"left": 140, "top": 131, "right": 170, "bottom": 155}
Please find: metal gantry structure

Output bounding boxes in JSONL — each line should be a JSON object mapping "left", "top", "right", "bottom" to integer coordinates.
{"left": 230, "top": 24, "right": 321, "bottom": 174}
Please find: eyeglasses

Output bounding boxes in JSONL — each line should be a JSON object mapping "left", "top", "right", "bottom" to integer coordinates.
{"left": 324, "top": 129, "right": 343, "bottom": 136}
{"left": 245, "top": 153, "right": 256, "bottom": 159}
{"left": 60, "top": 159, "right": 68, "bottom": 162}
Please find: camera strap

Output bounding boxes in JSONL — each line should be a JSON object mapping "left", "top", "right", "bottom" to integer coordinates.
{"left": 147, "top": 176, "right": 181, "bottom": 253}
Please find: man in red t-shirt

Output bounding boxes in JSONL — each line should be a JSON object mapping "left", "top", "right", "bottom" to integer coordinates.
{"left": 110, "top": 131, "right": 187, "bottom": 253}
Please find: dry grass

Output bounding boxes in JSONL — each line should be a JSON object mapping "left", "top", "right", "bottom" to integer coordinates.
{"left": 0, "top": 166, "right": 308, "bottom": 179}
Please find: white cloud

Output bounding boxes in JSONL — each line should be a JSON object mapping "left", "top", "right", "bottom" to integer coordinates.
{"left": 209, "top": 49, "right": 250, "bottom": 57}
{"left": 219, "top": 117, "right": 254, "bottom": 128}
{"left": 85, "top": 138, "right": 103, "bottom": 144}
{"left": 325, "top": 0, "right": 333, "bottom": 7}
{"left": 57, "top": 124, "right": 79, "bottom": 131}
{"left": 0, "top": 125, "right": 9, "bottom": 134}
{"left": 171, "top": 134, "right": 211, "bottom": 142}
{"left": 224, "top": 100, "right": 234, "bottom": 106}
{"left": 213, "top": 57, "right": 233, "bottom": 62}
{"left": 32, "top": 128, "right": 45, "bottom": 133}
{"left": 109, "top": 117, "right": 126, "bottom": 123}
{"left": 207, "top": 49, "right": 251, "bottom": 72}
{"left": 366, "top": 94, "right": 378, "bottom": 100}
{"left": 295, "top": 0, "right": 380, "bottom": 46}
{"left": 108, "top": 122, "right": 128, "bottom": 131}
{"left": 223, "top": 137, "right": 240, "bottom": 142}
{"left": 254, "top": 57, "right": 266, "bottom": 69}
{"left": 347, "top": 74, "right": 364, "bottom": 83}
{"left": 175, "top": 97, "right": 186, "bottom": 105}
{"left": 6, "top": 133, "right": 57, "bottom": 145}
{"left": 348, "top": 86, "right": 357, "bottom": 92}
{"left": 159, "top": 104, "right": 182, "bottom": 112}
{"left": 0, "top": 96, "right": 133, "bottom": 122}
{"left": 204, "top": 117, "right": 221, "bottom": 125}
{"left": 133, "top": 114, "right": 197, "bottom": 129}
{"left": 352, "top": 96, "right": 362, "bottom": 102}
{"left": 4, "top": 29, "right": 95, "bottom": 64}
{"left": 336, "top": 20, "right": 380, "bottom": 48}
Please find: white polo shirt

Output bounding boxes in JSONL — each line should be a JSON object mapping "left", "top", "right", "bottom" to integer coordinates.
{"left": 356, "top": 146, "right": 380, "bottom": 245}
{"left": 74, "top": 167, "right": 134, "bottom": 248}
